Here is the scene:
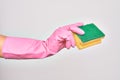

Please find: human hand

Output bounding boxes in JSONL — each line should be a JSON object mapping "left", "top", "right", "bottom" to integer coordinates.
{"left": 1, "top": 23, "right": 85, "bottom": 59}
{"left": 46, "top": 22, "right": 85, "bottom": 53}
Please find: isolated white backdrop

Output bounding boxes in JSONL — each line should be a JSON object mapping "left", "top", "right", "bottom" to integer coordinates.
{"left": 0, "top": 0, "right": 120, "bottom": 80}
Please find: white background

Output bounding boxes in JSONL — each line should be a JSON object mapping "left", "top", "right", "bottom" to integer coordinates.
{"left": 0, "top": 0, "right": 120, "bottom": 80}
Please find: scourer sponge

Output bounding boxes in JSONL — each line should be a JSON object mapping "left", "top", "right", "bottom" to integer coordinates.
{"left": 73, "top": 23, "right": 105, "bottom": 49}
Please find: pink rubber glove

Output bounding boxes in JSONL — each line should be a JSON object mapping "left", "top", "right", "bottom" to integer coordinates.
{"left": 46, "top": 22, "right": 84, "bottom": 53}
{"left": 2, "top": 22, "right": 84, "bottom": 59}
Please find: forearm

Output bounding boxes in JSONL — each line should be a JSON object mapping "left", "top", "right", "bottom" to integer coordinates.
{"left": 0, "top": 22, "right": 84, "bottom": 59}
{"left": 0, "top": 35, "right": 7, "bottom": 57}
{"left": 1, "top": 36, "right": 56, "bottom": 59}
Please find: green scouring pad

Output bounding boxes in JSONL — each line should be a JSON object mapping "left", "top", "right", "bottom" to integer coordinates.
{"left": 73, "top": 23, "right": 105, "bottom": 49}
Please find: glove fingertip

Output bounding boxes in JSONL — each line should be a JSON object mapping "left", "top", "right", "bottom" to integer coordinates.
{"left": 75, "top": 22, "right": 84, "bottom": 26}
{"left": 65, "top": 41, "right": 71, "bottom": 49}
{"left": 66, "top": 45, "right": 71, "bottom": 49}
{"left": 79, "top": 30, "right": 85, "bottom": 35}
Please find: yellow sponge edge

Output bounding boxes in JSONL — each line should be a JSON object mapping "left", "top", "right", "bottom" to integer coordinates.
{"left": 73, "top": 33, "right": 104, "bottom": 49}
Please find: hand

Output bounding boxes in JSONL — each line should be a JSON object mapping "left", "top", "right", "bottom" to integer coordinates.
{"left": 1, "top": 23, "right": 84, "bottom": 59}
{"left": 46, "top": 22, "right": 85, "bottom": 53}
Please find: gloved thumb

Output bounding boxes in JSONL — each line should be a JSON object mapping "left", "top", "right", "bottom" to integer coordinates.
{"left": 70, "top": 26, "right": 85, "bottom": 35}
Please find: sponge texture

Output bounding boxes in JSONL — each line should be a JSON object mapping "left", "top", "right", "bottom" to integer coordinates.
{"left": 73, "top": 23, "right": 105, "bottom": 49}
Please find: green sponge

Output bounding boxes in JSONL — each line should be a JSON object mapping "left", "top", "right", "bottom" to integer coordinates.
{"left": 77, "top": 23, "right": 105, "bottom": 42}
{"left": 73, "top": 23, "right": 105, "bottom": 49}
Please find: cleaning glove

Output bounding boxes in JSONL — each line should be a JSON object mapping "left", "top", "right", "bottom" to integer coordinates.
{"left": 2, "top": 22, "right": 84, "bottom": 59}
